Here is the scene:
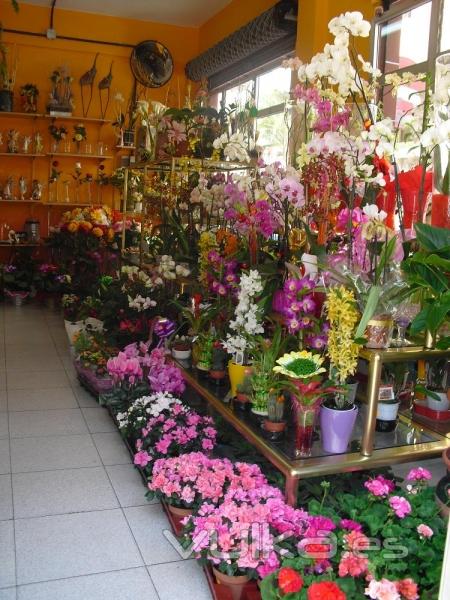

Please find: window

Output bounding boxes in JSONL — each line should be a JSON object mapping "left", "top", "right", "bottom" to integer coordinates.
{"left": 211, "top": 63, "right": 292, "bottom": 165}
{"left": 373, "top": 0, "right": 450, "bottom": 120}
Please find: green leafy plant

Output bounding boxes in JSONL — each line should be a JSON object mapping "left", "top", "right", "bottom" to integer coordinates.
{"left": 402, "top": 223, "right": 450, "bottom": 347}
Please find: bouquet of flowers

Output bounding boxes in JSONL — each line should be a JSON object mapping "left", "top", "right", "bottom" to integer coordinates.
{"left": 34, "top": 263, "right": 71, "bottom": 295}
{"left": 133, "top": 404, "right": 217, "bottom": 474}
{"left": 115, "top": 391, "right": 182, "bottom": 440}
{"left": 147, "top": 452, "right": 267, "bottom": 510}
{"left": 74, "top": 330, "right": 118, "bottom": 377}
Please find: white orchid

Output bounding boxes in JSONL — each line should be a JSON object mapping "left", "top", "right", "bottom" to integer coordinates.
{"left": 363, "top": 204, "right": 387, "bottom": 221}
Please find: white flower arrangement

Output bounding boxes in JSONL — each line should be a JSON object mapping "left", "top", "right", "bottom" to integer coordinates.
{"left": 158, "top": 255, "right": 191, "bottom": 280}
{"left": 116, "top": 392, "right": 181, "bottom": 431}
{"left": 223, "top": 270, "right": 264, "bottom": 363}
{"left": 128, "top": 295, "right": 156, "bottom": 312}
{"left": 213, "top": 132, "right": 254, "bottom": 163}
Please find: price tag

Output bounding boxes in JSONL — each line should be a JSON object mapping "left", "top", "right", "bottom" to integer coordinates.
{"left": 378, "top": 385, "right": 395, "bottom": 401}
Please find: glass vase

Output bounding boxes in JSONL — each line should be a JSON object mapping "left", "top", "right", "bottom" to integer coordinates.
{"left": 292, "top": 401, "right": 320, "bottom": 458}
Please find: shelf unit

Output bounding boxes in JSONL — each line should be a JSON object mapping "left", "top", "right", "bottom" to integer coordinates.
{"left": 0, "top": 112, "right": 111, "bottom": 125}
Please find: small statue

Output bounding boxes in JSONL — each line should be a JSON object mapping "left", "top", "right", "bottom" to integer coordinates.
{"left": 22, "top": 136, "right": 32, "bottom": 154}
{"left": 3, "top": 177, "right": 14, "bottom": 200}
{"left": 31, "top": 179, "right": 43, "bottom": 201}
{"left": 7, "top": 130, "right": 19, "bottom": 154}
{"left": 34, "top": 132, "right": 44, "bottom": 154}
{"left": 19, "top": 176, "right": 27, "bottom": 201}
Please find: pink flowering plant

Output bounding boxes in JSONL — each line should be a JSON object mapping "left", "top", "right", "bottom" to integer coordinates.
{"left": 147, "top": 452, "right": 268, "bottom": 510}
{"left": 133, "top": 404, "right": 217, "bottom": 475}
{"left": 182, "top": 484, "right": 311, "bottom": 579}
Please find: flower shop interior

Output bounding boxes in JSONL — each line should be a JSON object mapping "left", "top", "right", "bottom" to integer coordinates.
{"left": 0, "top": 0, "right": 450, "bottom": 598}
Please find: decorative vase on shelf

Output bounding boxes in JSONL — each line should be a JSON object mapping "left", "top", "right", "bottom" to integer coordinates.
{"left": 0, "top": 90, "right": 13, "bottom": 112}
{"left": 365, "top": 314, "right": 394, "bottom": 349}
{"left": 292, "top": 401, "right": 319, "bottom": 457}
{"left": 320, "top": 403, "right": 358, "bottom": 454}
{"left": 432, "top": 52, "right": 450, "bottom": 229}
{"left": 228, "top": 361, "right": 249, "bottom": 398}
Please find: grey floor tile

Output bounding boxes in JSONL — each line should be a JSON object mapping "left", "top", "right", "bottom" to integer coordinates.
{"left": 0, "top": 588, "right": 16, "bottom": 600}
{"left": 16, "top": 568, "right": 158, "bottom": 600}
{"left": 92, "top": 433, "right": 131, "bottom": 466}
{"left": 11, "top": 435, "right": 101, "bottom": 473}
{"left": 6, "top": 356, "right": 63, "bottom": 372}
{"left": 124, "top": 504, "right": 180, "bottom": 565}
{"left": 71, "top": 385, "right": 98, "bottom": 408}
{"left": 0, "top": 392, "right": 6, "bottom": 412}
{"left": 149, "top": 560, "right": 211, "bottom": 600}
{"left": 81, "top": 407, "right": 116, "bottom": 433}
{"left": 9, "top": 409, "right": 87, "bottom": 438}
{"left": 7, "top": 370, "right": 70, "bottom": 390}
{"left": 13, "top": 467, "right": 118, "bottom": 518}
{"left": 393, "top": 457, "right": 446, "bottom": 486}
{"left": 106, "top": 464, "right": 153, "bottom": 508}
{"left": 0, "top": 440, "right": 10, "bottom": 475}
{"left": 7, "top": 389, "right": 78, "bottom": 412}
{"left": 4, "top": 333, "right": 53, "bottom": 347}
{"left": 3, "top": 344, "right": 58, "bottom": 357}
{"left": 0, "top": 474, "right": 12, "bottom": 521}
{"left": 0, "top": 520, "right": 15, "bottom": 588}
{"left": 0, "top": 375, "right": 5, "bottom": 391}
{"left": 15, "top": 509, "right": 143, "bottom": 584}
{"left": 0, "top": 413, "right": 8, "bottom": 438}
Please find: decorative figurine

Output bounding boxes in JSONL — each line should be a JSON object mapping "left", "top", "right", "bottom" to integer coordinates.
{"left": 20, "top": 83, "right": 39, "bottom": 113}
{"left": 7, "top": 130, "right": 19, "bottom": 154}
{"left": 18, "top": 176, "right": 27, "bottom": 201}
{"left": 31, "top": 179, "right": 43, "bottom": 201}
{"left": 34, "top": 132, "right": 44, "bottom": 154}
{"left": 22, "top": 135, "right": 32, "bottom": 154}
{"left": 47, "top": 65, "right": 74, "bottom": 115}
{"left": 3, "top": 177, "right": 14, "bottom": 200}
{"left": 98, "top": 61, "right": 114, "bottom": 119}
{"left": 79, "top": 53, "right": 98, "bottom": 117}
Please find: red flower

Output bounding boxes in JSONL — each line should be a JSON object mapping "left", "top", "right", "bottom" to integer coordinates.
{"left": 278, "top": 568, "right": 303, "bottom": 595}
{"left": 307, "top": 581, "right": 346, "bottom": 600}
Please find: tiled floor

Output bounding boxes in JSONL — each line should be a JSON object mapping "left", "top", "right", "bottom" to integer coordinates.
{"left": 0, "top": 303, "right": 211, "bottom": 600}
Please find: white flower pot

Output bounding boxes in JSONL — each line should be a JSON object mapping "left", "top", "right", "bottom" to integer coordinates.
{"left": 64, "top": 320, "right": 85, "bottom": 345}
{"left": 85, "top": 317, "right": 104, "bottom": 332}
{"left": 426, "top": 392, "right": 450, "bottom": 412}
{"left": 172, "top": 347, "right": 191, "bottom": 360}
{"left": 301, "top": 253, "right": 318, "bottom": 279}
{"left": 377, "top": 401, "right": 400, "bottom": 421}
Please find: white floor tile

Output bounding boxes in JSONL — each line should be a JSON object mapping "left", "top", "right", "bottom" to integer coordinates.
{"left": 9, "top": 409, "right": 88, "bottom": 438}
{"left": 0, "top": 474, "right": 12, "bottom": 521}
{"left": 0, "top": 520, "right": 15, "bottom": 588}
{"left": 92, "top": 433, "right": 131, "bottom": 466}
{"left": 81, "top": 407, "right": 116, "bottom": 433}
{"left": 13, "top": 467, "right": 119, "bottom": 518}
{"left": 11, "top": 435, "right": 101, "bottom": 473}
{"left": 6, "top": 356, "right": 63, "bottom": 372}
{"left": 0, "top": 440, "right": 10, "bottom": 475}
{"left": 148, "top": 560, "right": 211, "bottom": 600}
{"left": 16, "top": 567, "right": 158, "bottom": 600}
{"left": 7, "top": 370, "right": 70, "bottom": 390}
{"left": 124, "top": 504, "right": 181, "bottom": 565}
{"left": 106, "top": 464, "right": 152, "bottom": 508}
{"left": 7, "top": 389, "right": 78, "bottom": 412}
{"left": 0, "top": 588, "right": 16, "bottom": 600}
{"left": 15, "top": 509, "right": 143, "bottom": 584}
{"left": 71, "top": 386, "right": 98, "bottom": 408}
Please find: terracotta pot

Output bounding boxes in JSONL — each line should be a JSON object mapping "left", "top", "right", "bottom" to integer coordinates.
{"left": 167, "top": 504, "right": 192, "bottom": 536}
{"left": 263, "top": 420, "right": 286, "bottom": 433}
{"left": 212, "top": 567, "right": 250, "bottom": 600}
{"left": 210, "top": 369, "right": 226, "bottom": 382}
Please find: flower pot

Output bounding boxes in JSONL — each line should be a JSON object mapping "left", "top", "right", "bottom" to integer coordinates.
{"left": 172, "top": 347, "right": 191, "bottom": 360}
{"left": 426, "top": 392, "right": 450, "bottom": 412}
{"left": 84, "top": 317, "right": 104, "bottom": 332}
{"left": 166, "top": 504, "right": 192, "bottom": 536}
{"left": 376, "top": 401, "right": 400, "bottom": 432}
{"left": 5, "top": 290, "right": 29, "bottom": 306}
{"left": 233, "top": 393, "right": 250, "bottom": 412}
{"left": 320, "top": 404, "right": 358, "bottom": 454}
{"left": 64, "top": 320, "right": 85, "bottom": 345}
{"left": 228, "top": 361, "right": 248, "bottom": 398}
{"left": 263, "top": 419, "right": 286, "bottom": 441}
{"left": 210, "top": 369, "right": 226, "bottom": 384}
{"left": 293, "top": 402, "right": 320, "bottom": 458}
{"left": 365, "top": 314, "right": 394, "bottom": 349}
{"left": 435, "top": 475, "right": 450, "bottom": 519}
{"left": 443, "top": 448, "right": 450, "bottom": 473}
{"left": 212, "top": 567, "right": 250, "bottom": 600}
{"left": 0, "top": 90, "right": 13, "bottom": 112}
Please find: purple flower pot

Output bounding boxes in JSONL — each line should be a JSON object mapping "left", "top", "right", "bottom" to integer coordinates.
{"left": 320, "top": 404, "right": 358, "bottom": 454}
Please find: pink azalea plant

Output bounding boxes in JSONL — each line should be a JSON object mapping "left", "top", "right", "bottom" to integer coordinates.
{"left": 147, "top": 452, "right": 267, "bottom": 510}
{"left": 133, "top": 404, "right": 217, "bottom": 474}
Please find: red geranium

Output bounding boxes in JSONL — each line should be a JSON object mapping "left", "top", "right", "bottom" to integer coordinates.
{"left": 307, "top": 581, "right": 346, "bottom": 600}
{"left": 278, "top": 567, "right": 303, "bottom": 595}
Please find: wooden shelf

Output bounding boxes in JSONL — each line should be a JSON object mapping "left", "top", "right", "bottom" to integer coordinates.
{"left": 116, "top": 145, "right": 136, "bottom": 150}
{"left": 44, "top": 202, "right": 98, "bottom": 207}
{"left": 0, "top": 153, "right": 46, "bottom": 158}
{"left": 0, "top": 112, "right": 110, "bottom": 124}
{"left": 47, "top": 153, "right": 113, "bottom": 160}
{"left": 0, "top": 199, "right": 42, "bottom": 204}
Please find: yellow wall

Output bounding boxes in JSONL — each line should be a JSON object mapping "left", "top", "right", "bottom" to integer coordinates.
{"left": 0, "top": 0, "right": 199, "bottom": 239}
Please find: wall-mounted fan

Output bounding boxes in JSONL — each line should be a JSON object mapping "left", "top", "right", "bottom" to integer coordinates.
{"left": 130, "top": 41, "right": 173, "bottom": 88}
